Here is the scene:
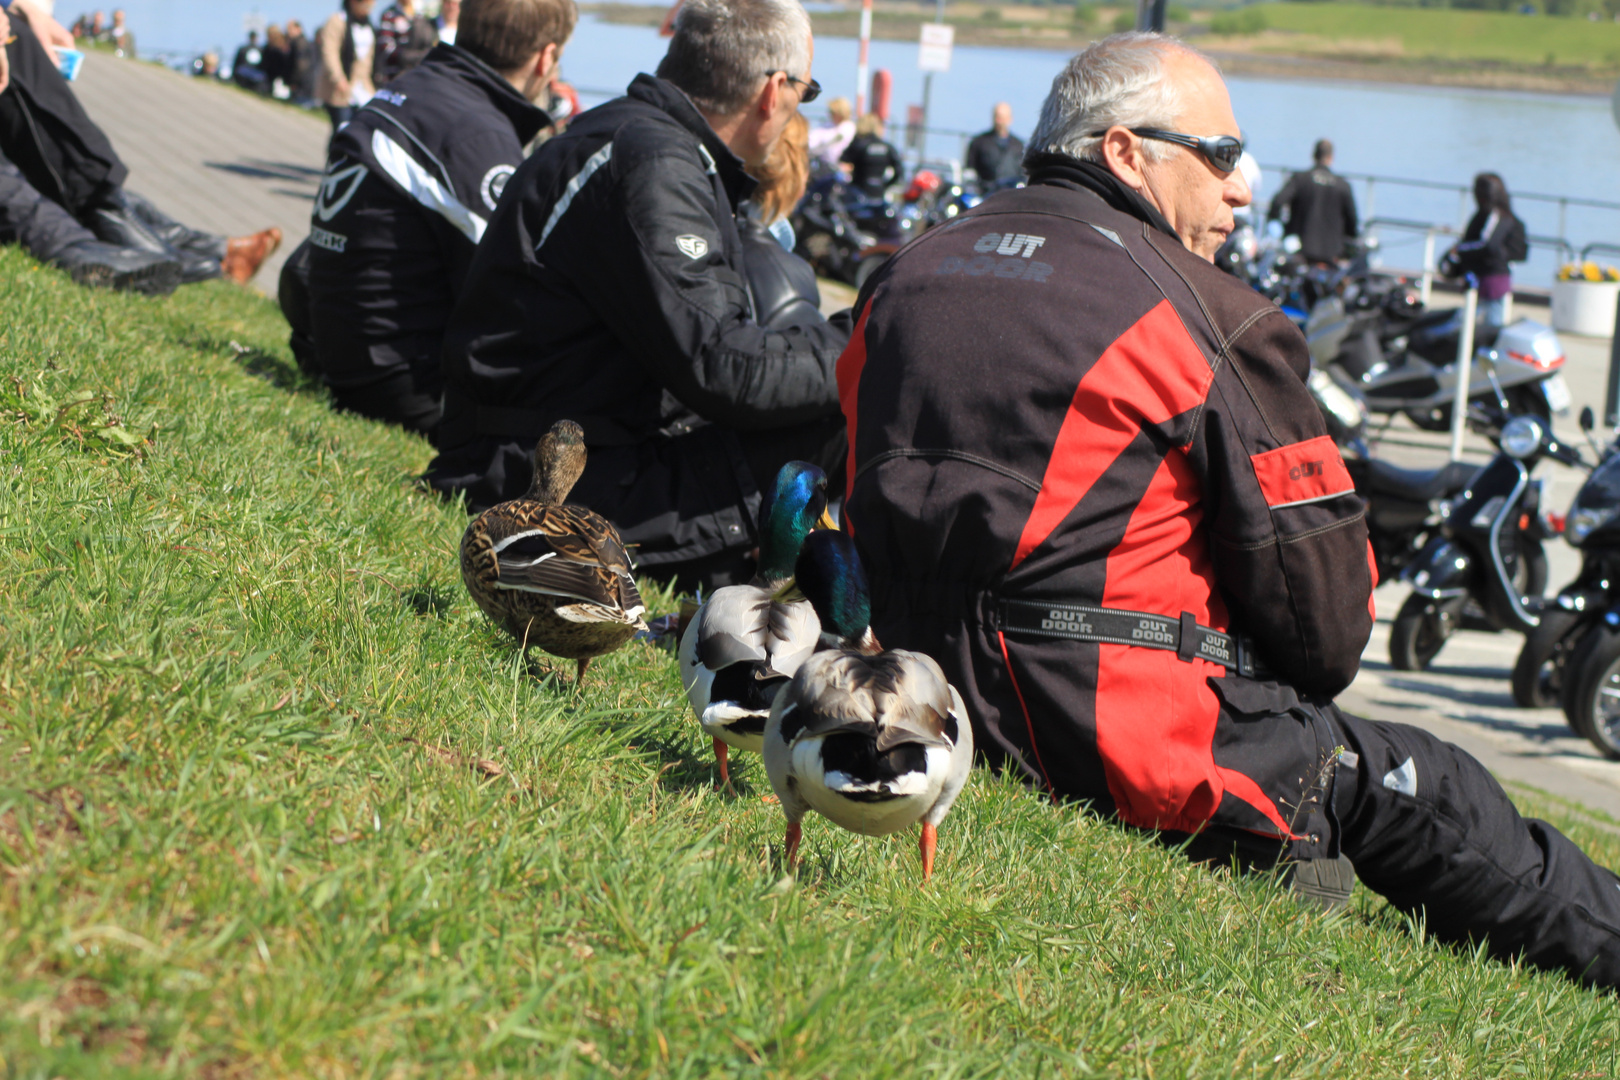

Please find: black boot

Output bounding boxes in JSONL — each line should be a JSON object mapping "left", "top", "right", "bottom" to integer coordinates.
{"left": 47, "top": 240, "right": 183, "bottom": 296}
{"left": 84, "top": 191, "right": 221, "bottom": 284}
{"left": 122, "top": 189, "right": 228, "bottom": 262}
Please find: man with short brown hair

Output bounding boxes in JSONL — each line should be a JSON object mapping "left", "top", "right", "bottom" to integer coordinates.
{"left": 287, "top": 0, "right": 577, "bottom": 439}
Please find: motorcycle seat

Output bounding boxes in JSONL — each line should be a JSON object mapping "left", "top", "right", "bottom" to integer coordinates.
{"left": 1358, "top": 458, "right": 1478, "bottom": 502}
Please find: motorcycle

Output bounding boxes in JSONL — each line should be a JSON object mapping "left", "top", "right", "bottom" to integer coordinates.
{"left": 791, "top": 168, "right": 905, "bottom": 288}
{"left": 1387, "top": 412, "right": 1573, "bottom": 671}
{"left": 1510, "top": 408, "right": 1614, "bottom": 713}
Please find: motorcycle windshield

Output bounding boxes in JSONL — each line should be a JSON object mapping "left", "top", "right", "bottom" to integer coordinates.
{"left": 1574, "top": 454, "right": 1620, "bottom": 514}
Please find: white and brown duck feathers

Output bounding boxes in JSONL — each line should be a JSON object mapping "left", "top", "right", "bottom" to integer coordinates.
{"left": 460, "top": 420, "right": 646, "bottom": 683}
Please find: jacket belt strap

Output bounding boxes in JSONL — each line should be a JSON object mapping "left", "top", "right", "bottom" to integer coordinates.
{"left": 997, "top": 598, "right": 1264, "bottom": 677}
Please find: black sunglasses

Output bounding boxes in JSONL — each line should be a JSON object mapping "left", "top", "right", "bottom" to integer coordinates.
{"left": 765, "top": 71, "right": 821, "bottom": 104}
{"left": 1088, "top": 127, "right": 1244, "bottom": 173}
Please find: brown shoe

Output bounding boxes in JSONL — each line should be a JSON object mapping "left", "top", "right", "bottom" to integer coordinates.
{"left": 221, "top": 226, "right": 284, "bottom": 284}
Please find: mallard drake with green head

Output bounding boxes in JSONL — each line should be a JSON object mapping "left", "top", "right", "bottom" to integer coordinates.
{"left": 763, "top": 530, "right": 974, "bottom": 882}
{"left": 678, "top": 461, "right": 836, "bottom": 786}
{"left": 460, "top": 420, "right": 646, "bottom": 685}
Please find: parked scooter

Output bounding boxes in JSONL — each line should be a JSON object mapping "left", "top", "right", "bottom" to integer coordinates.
{"left": 1387, "top": 412, "right": 1572, "bottom": 671}
{"left": 1511, "top": 408, "right": 1612, "bottom": 712}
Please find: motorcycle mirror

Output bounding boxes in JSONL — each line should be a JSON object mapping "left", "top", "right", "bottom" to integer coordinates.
{"left": 1581, "top": 405, "right": 1596, "bottom": 433}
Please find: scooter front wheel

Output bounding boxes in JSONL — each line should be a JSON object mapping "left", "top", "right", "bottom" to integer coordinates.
{"left": 1510, "top": 607, "right": 1584, "bottom": 708}
{"left": 1565, "top": 626, "right": 1620, "bottom": 760}
{"left": 1389, "top": 592, "right": 1463, "bottom": 671}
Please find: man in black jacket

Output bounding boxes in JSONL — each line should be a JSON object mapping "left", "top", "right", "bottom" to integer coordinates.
{"left": 964, "top": 102, "right": 1022, "bottom": 190}
{"left": 842, "top": 32, "right": 1620, "bottom": 988}
{"left": 428, "top": 0, "right": 850, "bottom": 590}
{"left": 287, "top": 0, "right": 572, "bottom": 439}
{"left": 1267, "top": 137, "right": 1357, "bottom": 264}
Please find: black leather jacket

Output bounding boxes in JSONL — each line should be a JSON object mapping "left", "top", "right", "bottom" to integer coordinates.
{"left": 429, "top": 75, "right": 850, "bottom": 523}
{"left": 304, "top": 44, "right": 548, "bottom": 393}
{"left": 738, "top": 207, "right": 822, "bottom": 330}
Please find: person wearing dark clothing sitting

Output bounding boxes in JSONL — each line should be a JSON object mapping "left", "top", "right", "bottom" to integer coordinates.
{"left": 839, "top": 112, "right": 902, "bottom": 199}
{"left": 232, "top": 31, "right": 268, "bottom": 93}
{"left": 0, "top": 5, "right": 178, "bottom": 293}
{"left": 426, "top": 0, "right": 851, "bottom": 592}
{"left": 0, "top": 8, "right": 281, "bottom": 284}
{"left": 1267, "top": 137, "right": 1357, "bottom": 265}
{"left": 964, "top": 101, "right": 1023, "bottom": 190}
{"left": 283, "top": 0, "right": 573, "bottom": 441}
{"left": 1444, "top": 171, "right": 1527, "bottom": 331}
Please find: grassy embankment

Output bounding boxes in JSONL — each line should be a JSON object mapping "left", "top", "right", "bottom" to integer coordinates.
{"left": 3, "top": 247, "right": 1620, "bottom": 1075}
{"left": 585, "top": 0, "right": 1620, "bottom": 90}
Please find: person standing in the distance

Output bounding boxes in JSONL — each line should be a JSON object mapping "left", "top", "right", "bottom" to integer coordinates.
{"left": 964, "top": 101, "right": 1023, "bottom": 191}
{"left": 107, "top": 9, "right": 134, "bottom": 59}
{"left": 807, "top": 94, "right": 852, "bottom": 168}
{"left": 437, "top": 0, "right": 461, "bottom": 44}
{"left": 1444, "top": 172, "right": 1527, "bottom": 332}
{"left": 375, "top": 0, "right": 439, "bottom": 85}
{"left": 232, "top": 30, "right": 267, "bottom": 93}
{"left": 317, "top": 0, "right": 378, "bottom": 134}
{"left": 285, "top": 20, "right": 319, "bottom": 104}
{"left": 840, "top": 112, "right": 902, "bottom": 199}
{"left": 1267, "top": 137, "right": 1356, "bottom": 265}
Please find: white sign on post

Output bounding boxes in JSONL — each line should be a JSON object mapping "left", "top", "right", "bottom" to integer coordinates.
{"left": 919, "top": 24, "right": 954, "bottom": 73}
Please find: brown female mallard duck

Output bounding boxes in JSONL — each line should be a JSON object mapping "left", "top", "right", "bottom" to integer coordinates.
{"left": 459, "top": 420, "right": 647, "bottom": 684}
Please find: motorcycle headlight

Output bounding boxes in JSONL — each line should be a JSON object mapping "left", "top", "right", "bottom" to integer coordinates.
{"left": 1500, "top": 416, "right": 1544, "bottom": 460}
{"left": 1568, "top": 506, "right": 1616, "bottom": 546}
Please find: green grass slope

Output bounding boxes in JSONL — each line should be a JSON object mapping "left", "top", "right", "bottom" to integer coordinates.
{"left": 1262, "top": 2, "right": 1620, "bottom": 66}
{"left": 2, "top": 245, "right": 1619, "bottom": 1076}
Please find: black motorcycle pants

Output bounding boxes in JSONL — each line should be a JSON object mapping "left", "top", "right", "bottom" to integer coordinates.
{"left": 1178, "top": 699, "right": 1620, "bottom": 988}
{"left": 0, "top": 21, "right": 127, "bottom": 218}
{"left": 0, "top": 147, "right": 96, "bottom": 259}
{"left": 1329, "top": 705, "right": 1620, "bottom": 987}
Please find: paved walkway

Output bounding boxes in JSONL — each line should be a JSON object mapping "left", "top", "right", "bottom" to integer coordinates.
{"left": 72, "top": 51, "right": 329, "bottom": 290}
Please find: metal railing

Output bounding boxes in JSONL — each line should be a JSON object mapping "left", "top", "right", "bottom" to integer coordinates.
{"left": 1266, "top": 164, "right": 1620, "bottom": 240}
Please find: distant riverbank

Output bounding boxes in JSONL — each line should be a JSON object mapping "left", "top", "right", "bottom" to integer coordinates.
{"left": 582, "top": 2, "right": 1620, "bottom": 96}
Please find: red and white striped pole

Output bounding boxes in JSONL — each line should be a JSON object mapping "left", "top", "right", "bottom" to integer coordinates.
{"left": 855, "top": 0, "right": 872, "bottom": 115}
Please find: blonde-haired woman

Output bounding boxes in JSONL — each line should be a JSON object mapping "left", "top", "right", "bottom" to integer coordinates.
{"left": 741, "top": 112, "right": 822, "bottom": 329}
{"left": 808, "top": 95, "right": 854, "bottom": 169}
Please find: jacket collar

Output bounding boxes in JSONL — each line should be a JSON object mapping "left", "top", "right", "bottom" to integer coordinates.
{"left": 424, "top": 44, "right": 552, "bottom": 145}
{"left": 626, "top": 73, "right": 757, "bottom": 206}
{"left": 1024, "top": 152, "right": 1180, "bottom": 244}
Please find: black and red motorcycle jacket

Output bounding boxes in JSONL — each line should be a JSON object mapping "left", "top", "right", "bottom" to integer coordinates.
{"left": 840, "top": 162, "right": 1377, "bottom": 840}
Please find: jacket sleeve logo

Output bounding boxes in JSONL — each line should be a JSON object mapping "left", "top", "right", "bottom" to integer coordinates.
{"left": 1250, "top": 435, "right": 1354, "bottom": 510}
{"left": 675, "top": 234, "right": 710, "bottom": 259}
{"left": 315, "top": 162, "right": 370, "bottom": 222}
{"left": 974, "top": 232, "right": 1046, "bottom": 257}
{"left": 480, "top": 165, "right": 516, "bottom": 212}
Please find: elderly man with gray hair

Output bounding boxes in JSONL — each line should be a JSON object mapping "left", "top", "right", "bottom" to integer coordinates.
{"left": 838, "top": 32, "right": 1620, "bottom": 988}
{"left": 429, "top": 0, "right": 849, "bottom": 591}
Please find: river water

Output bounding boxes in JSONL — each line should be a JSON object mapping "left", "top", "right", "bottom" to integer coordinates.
{"left": 77, "top": 2, "right": 1620, "bottom": 282}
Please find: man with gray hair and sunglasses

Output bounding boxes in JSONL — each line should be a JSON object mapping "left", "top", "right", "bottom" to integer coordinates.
{"left": 429, "top": 0, "right": 849, "bottom": 591}
{"left": 838, "top": 32, "right": 1620, "bottom": 988}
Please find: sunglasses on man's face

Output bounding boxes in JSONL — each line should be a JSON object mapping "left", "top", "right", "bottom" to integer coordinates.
{"left": 1088, "top": 127, "right": 1244, "bottom": 173}
{"left": 764, "top": 71, "right": 821, "bottom": 104}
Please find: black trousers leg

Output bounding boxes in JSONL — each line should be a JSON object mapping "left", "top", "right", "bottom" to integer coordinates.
{"left": 0, "top": 21, "right": 127, "bottom": 217}
{"left": 0, "top": 148, "right": 95, "bottom": 259}
{"left": 1329, "top": 705, "right": 1620, "bottom": 988}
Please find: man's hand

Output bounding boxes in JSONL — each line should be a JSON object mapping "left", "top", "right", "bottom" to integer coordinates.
{"left": 9, "top": 0, "right": 72, "bottom": 66}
